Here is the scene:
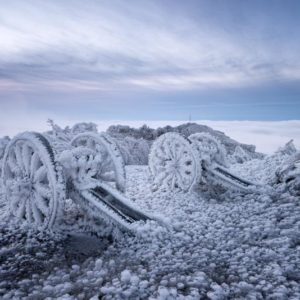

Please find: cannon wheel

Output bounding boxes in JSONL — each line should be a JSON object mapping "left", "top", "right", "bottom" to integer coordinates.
{"left": 1, "top": 132, "right": 64, "bottom": 229}
{"left": 149, "top": 132, "right": 200, "bottom": 192}
{"left": 71, "top": 133, "right": 126, "bottom": 192}
{"left": 188, "top": 132, "right": 227, "bottom": 167}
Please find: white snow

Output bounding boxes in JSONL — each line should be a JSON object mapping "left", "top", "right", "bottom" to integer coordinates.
{"left": 0, "top": 161, "right": 300, "bottom": 299}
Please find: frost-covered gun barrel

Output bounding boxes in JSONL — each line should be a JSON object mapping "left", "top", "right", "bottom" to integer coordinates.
{"left": 149, "top": 132, "right": 258, "bottom": 193}
{"left": 1, "top": 130, "right": 153, "bottom": 234}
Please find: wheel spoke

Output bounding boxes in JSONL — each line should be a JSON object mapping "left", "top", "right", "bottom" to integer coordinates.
{"left": 171, "top": 142, "right": 177, "bottom": 160}
{"left": 22, "top": 144, "right": 32, "bottom": 175}
{"left": 34, "top": 166, "right": 47, "bottom": 182}
{"left": 16, "top": 200, "right": 26, "bottom": 219}
{"left": 171, "top": 174, "right": 177, "bottom": 189}
{"left": 179, "top": 154, "right": 193, "bottom": 166}
{"left": 155, "top": 153, "right": 168, "bottom": 162}
{"left": 176, "top": 146, "right": 185, "bottom": 161}
{"left": 4, "top": 161, "right": 14, "bottom": 179}
{"left": 160, "top": 143, "right": 168, "bottom": 157}
{"left": 30, "top": 152, "right": 41, "bottom": 176}
{"left": 25, "top": 200, "right": 33, "bottom": 223}
{"left": 31, "top": 202, "right": 43, "bottom": 224}
{"left": 11, "top": 191, "right": 21, "bottom": 207}
{"left": 165, "top": 173, "right": 173, "bottom": 186}
{"left": 98, "top": 149, "right": 108, "bottom": 161}
{"left": 15, "top": 143, "right": 25, "bottom": 173}
{"left": 165, "top": 142, "right": 174, "bottom": 159}
{"left": 154, "top": 168, "right": 169, "bottom": 183}
{"left": 176, "top": 171, "right": 185, "bottom": 189}
{"left": 34, "top": 194, "right": 49, "bottom": 215}
{"left": 34, "top": 183, "right": 51, "bottom": 198}
{"left": 8, "top": 151, "right": 21, "bottom": 176}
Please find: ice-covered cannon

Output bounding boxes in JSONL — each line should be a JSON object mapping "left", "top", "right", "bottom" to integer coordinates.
{"left": 149, "top": 132, "right": 257, "bottom": 193}
{"left": 1, "top": 131, "right": 153, "bottom": 232}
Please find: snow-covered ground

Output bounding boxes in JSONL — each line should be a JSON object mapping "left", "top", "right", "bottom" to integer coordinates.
{"left": 1, "top": 161, "right": 300, "bottom": 299}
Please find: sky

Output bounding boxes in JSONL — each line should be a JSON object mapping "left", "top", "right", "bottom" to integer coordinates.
{"left": 0, "top": 0, "right": 300, "bottom": 151}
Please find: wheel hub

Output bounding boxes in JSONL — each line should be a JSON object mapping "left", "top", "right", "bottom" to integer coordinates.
{"left": 167, "top": 160, "right": 179, "bottom": 171}
{"left": 14, "top": 177, "right": 33, "bottom": 199}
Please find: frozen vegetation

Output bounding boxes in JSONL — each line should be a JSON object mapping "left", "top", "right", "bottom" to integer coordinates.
{"left": 0, "top": 121, "right": 299, "bottom": 299}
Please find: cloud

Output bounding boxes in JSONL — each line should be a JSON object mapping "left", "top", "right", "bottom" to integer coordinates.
{"left": 0, "top": 0, "right": 300, "bottom": 92}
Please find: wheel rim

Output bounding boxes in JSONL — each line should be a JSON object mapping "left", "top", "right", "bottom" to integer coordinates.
{"left": 2, "top": 133, "right": 60, "bottom": 229}
{"left": 149, "top": 132, "right": 199, "bottom": 191}
{"left": 71, "top": 133, "right": 126, "bottom": 192}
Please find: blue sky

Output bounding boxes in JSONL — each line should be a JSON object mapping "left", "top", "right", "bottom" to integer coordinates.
{"left": 0, "top": 0, "right": 300, "bottom": 123}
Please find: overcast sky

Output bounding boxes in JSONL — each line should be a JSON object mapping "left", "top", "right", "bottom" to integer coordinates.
{"left": 0, "top": 0, "right": 300, "bottom": 144}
